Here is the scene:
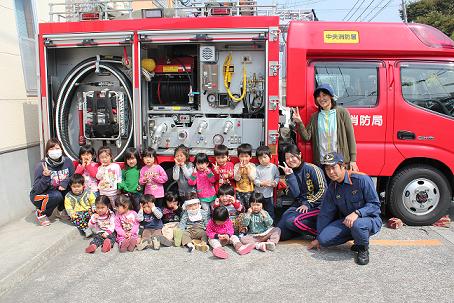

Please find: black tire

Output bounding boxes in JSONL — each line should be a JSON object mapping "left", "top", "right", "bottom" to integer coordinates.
{"left": 388, "top": 165, "right": 451, "bottom": 226}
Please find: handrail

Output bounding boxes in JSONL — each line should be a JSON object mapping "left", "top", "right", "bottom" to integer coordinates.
{"left": 48, "top": 0, "right": 315, "bottom": 22}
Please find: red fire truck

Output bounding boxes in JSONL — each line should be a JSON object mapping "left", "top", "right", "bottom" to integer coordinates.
{"left": 38, "top": 2, "right": 454, "bottom": 225}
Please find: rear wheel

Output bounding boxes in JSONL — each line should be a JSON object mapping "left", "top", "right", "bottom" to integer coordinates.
{"left": 388, "top": 165, "right": 451, "bottom": 225}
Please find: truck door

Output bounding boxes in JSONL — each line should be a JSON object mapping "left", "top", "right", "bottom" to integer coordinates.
{"left": 393, "top": 61, "right": 454, "bottom": 163}
{"left": 387, "top": 60, "right": 454, "bottom": 225}
{"left": 306, "top": 61, "right": 387, "bottom": 175}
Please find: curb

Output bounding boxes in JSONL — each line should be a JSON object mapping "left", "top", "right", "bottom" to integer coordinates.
{"left": 0, "top": 225, "right": 79, "bottom": 297}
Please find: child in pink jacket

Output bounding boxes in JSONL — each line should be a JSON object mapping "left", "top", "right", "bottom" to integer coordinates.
{"left": 114, "top": 195, "right": 140, "bottom": 253}
{"left": 75, "top": 145, "right": 99, "bottom": 196}
{"left": 188, "top": 153, "right": 216, "bottom": 212}
{"left": 206, "top": 206, "right": 255, "bottom": 259}
{"left": 139, "top": 147, "right": 168, "bottom": 208}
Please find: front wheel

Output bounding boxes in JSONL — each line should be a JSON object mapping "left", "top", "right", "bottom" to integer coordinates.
{"left": 388, "top": 165, "right": 451, "bottom": 225}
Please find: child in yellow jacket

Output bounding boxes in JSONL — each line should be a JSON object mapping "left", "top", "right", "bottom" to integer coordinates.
{"left": 65, "top": 174, "right": 96, "bottom": 237}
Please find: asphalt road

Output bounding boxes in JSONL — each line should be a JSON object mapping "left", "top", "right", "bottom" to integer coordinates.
{"left": 3, "top": 225, "right": 454, "bottom": 303}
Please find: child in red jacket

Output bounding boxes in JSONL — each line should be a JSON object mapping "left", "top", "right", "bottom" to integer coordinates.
{"left": 212, "top": 144, "right": 235, "bottom": 192}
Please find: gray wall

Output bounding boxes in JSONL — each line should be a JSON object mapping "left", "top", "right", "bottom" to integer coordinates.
{"left": 0, "top": 145, "right": 40, "bottom": 227}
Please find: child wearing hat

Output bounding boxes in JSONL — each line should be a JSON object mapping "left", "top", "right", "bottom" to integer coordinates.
{"left": 176, "top": 194, "right": 210, "bottom": 253}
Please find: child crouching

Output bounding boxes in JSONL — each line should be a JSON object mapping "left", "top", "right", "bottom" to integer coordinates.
{"left": 241, "top": 192, "right": 281, "bottom": 252}
{"left": 65, "top": 174, "right": 96, "bottom": 237}
{"left": 176, "top": 195, "right": 209, "bottom": 253}
{"left": 207, "top": 206, "right": 255, "bottom": 259}
{"left": 85, "top": 195, "right": 116, "bottom": 253}
{"left": 136, "top": 194, "right": 173, "bottom": 251}
{"left": 115, "top": 195, "right": 140, "bottom": 253}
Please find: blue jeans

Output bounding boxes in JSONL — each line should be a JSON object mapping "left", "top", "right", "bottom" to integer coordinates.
{"left": 318, "top": 217, "right": 379, "bottom": 247}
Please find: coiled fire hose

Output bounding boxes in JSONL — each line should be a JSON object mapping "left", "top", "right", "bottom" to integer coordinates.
{"left": 55, "top": 56, "right": 133, "bottom": 161}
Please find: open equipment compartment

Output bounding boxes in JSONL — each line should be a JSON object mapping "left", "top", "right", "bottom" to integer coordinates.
{"left": 139, "top": 29, "right": 268, "bottom": 155}
{"left": 43, "top": 33, "right": 135, "bottom": 160}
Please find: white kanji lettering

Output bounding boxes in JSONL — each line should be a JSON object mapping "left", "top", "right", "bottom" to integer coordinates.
{"left": 350, "top": 115, "right": 359, "bottom": 126}
{"left": 360, "top": 115, "right": 371, "bottom": 126}
{"left": 372, "top": 115, "right": 383, "bottom": 126}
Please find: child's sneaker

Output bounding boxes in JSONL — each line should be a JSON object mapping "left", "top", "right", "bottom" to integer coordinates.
{"left": 173, "top": 228, "right": 183, "bottom": 247}
{"left": 128, "top": 238, "right": 137, "bottom": 252}
{"left": 237, "top": 243, "right": 255, "bottom": 255}
{"left": 83, "top": 228, "right": 93, "bottom": 238}
{"left": 119, "top": 239, "right": 130, "bottom": 253}
{"left": 256, "top": 242, "right": 267, "bottom": 252}
{"left": 151, "top": 237, "right": 161, "bottom": 250}
{"left": 212, "top": 247, "right": 229, "bottom": 259}
{"left": 187, "top": 243, "right": 195, "bottom": 253}
{"left": 136, "top": 239, "right": 148, "bottom": 251}
{"left": 101, "top": 239, "right": 111, "bottom": 253}
{"left": 194, "top": 240, "right": 209, "bottom": 253}
{"left": 264, "top": 241, "right": 276, "bottom": 251}
{"left": 85, "top": 244, "right": 97, "bottom": 254}
{"left": 36, "top": 211, "right": 50, "bottom": 227}
{"left": 157, "top": 235, "right": 173, "bottom": 247}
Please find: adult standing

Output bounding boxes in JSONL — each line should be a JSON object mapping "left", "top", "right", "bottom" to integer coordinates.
{"left": 308, "top": 152, "right": 382, "bottom": 265}
{"left": 277, "top": 144, "right": 326, "bottom": 240}
{"left": 30, "top": 138, "right": 75, "bottom": 226}
{"left": 293, "top": 83, "right": 359, "bottom": 171}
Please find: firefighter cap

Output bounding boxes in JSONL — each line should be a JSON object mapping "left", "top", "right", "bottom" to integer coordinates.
{"left": 314, "top": 83, "right": 335, "bottom": 98}
{"left": 321, "top": 152, "right": 344, "bottom": 167}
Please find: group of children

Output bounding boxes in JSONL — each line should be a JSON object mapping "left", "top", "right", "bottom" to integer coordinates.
{"left": 64, "top": 143, "right": 281, "bottom": 259}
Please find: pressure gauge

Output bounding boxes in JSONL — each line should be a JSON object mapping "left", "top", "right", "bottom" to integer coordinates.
{"left": 207, "top": 94, "right": 216, "bottom": 103}
{"left": 213, "top": 134, "right": 224, "bottom": 145}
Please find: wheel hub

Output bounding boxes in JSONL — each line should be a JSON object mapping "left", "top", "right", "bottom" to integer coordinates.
{"left": 402, "top": 178, "right": 439, "bottom": 216}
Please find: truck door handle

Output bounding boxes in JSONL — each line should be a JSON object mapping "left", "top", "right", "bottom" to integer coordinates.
{"left": 397, "top": 130, "right": 415, "bottom": 140}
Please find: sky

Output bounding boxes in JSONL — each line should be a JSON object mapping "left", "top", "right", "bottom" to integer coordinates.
{"left": 264, "top": 0, "right": 404, "bottom": 22}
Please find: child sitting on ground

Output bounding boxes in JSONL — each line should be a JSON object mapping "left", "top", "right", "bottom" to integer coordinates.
{"left": 64, "top": 174, "right": 96, "bottom": 237}
{"left": 206, "top": 206, "right": 255, "bottom": 259}
{"left": 213, "top": 184, "right": 245, "bottom": 234}
{"left": 85, "top": 195, "right": 116, "bottom": 253}
{"left": 176, "top": 194, "right": 209, "bottom": 253}
{"left": 136, "top": 194, "right": 173, "bottom": 251}
{"left": 161, "top": 192, "right": 183, "bottom": 244}
{"left": 241, "top": 192, "right": 281, "bottom": 252}
{"left": 114, "top": 195, "right": 140, "bottom": 253}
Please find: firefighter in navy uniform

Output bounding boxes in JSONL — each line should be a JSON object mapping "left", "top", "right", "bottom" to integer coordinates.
{"left": 308, "top": 152, "right": 382, "bottom": 265}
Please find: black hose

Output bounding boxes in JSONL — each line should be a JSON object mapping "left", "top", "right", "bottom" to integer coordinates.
{"left": 55, "top": 57, "right": 133, "bottom": 161}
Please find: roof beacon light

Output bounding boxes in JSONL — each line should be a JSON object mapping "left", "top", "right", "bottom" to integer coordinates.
{"left": 407, "top": 23, "right": 454, "bottom": 49}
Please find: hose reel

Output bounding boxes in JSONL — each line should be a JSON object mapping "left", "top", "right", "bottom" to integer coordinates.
{"left": 55, "top": 56, "right": 133, "bottom": 161}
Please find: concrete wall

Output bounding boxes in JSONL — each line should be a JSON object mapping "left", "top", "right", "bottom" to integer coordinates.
{"left": 0, "top": 0, "right": 50, "bottom": 227}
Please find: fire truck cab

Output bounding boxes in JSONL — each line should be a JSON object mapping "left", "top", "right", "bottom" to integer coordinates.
{"left": 286, "top": 21, "right": 454, "bottom": 225}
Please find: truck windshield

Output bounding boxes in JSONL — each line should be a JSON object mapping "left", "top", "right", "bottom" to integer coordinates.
{"left": 401, "top": 62, "right": 454, "bottom": 118}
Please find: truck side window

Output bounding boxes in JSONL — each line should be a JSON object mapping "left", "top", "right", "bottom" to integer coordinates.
{"left": 314, "top": 62, "right": 379, "bottom": 108}
{"left": 401, "top": 62, "right": 454, "bottom": 118}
